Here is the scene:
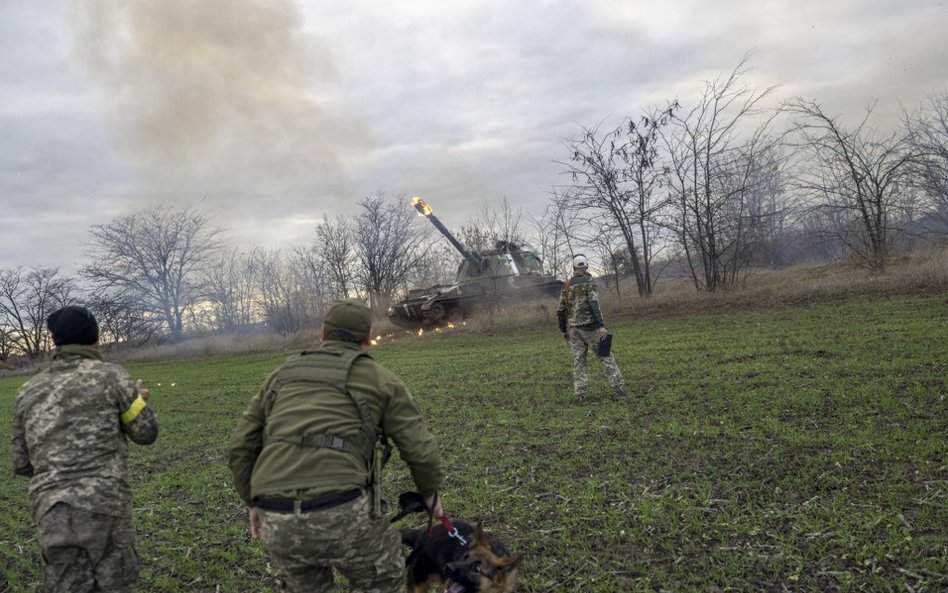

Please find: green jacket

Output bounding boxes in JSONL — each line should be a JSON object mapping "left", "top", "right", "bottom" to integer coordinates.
{"left": 227, "top": 340, "right": 443, "bottom": 505}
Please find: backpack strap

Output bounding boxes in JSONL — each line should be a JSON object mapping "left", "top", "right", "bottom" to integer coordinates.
{"left": 262, "top": 349, "right": 379, "bottom": 468}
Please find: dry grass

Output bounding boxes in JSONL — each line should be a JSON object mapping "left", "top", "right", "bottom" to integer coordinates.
{"left": 4, "top": 248, "right": 945, "bottom": 374}
{"left": 443, "top": 246, "right": 948, "bottom": 333}
{"left": 598, "top": 246, "right": 948, "bottom": 322}
{"left": 120, "top": 247, "right": 948, "bottom": 361}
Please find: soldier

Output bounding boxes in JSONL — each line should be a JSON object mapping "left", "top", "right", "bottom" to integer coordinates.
{"left": 557, "top": 254, "right": 629, "bottom": 403}
{"left": 228, "top": 298, "right": 444, "bottom": 593}
{"left": 10, "top": 305, "right": 159, "bottom": 593}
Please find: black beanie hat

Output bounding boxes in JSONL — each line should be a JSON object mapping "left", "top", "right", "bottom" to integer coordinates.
{"left": 47, "top": 305, "right": 99, "bottom": 346}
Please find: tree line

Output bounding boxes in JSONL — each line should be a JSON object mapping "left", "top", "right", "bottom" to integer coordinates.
{"left": 558, "top": 58, "right": 948, "bottom": 296}
{"left": 2, "top": 59, "right": 946, "bottom": 361}
{"left": 0, "top": 193, "right": 535, "bottom": 361}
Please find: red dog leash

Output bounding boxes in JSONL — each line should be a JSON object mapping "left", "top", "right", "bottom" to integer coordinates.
{"left": 426, "top": 494, "right": 468, "bottom": 547}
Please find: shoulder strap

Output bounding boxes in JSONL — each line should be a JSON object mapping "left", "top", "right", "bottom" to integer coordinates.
{"left": 263, "top": 349, "right": 378, "bottom": 467}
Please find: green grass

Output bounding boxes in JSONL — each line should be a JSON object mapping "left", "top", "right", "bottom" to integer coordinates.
{"left": 1, "top": 294, "right": 946, "bottom": 592}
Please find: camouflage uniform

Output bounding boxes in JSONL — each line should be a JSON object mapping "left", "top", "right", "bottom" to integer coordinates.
{"left": 256, "top": 494, "right": 403, "bottom": 593}
{"left": 11, "top": 344, "right": 159, "bottom": 593}
{"left": 556, "top": 271, "right": 626, "bottom": 401}
{"left": 228, "top": 328, "right": 443, "bottom": 593}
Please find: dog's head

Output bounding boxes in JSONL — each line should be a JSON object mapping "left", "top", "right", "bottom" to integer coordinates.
{"left": 443, "top": 524, "right": 521, "bottom": 593}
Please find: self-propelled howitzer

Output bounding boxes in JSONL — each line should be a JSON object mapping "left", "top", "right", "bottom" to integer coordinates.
{"left": 386, "top": 197, "right": 564, "bottom": 326}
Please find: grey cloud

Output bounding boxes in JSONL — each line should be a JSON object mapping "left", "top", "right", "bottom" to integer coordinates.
{"left": 2, "top": 0, "right": 946, "bottom": 273}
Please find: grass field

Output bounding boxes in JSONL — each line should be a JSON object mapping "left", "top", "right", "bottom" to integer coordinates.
{"left": 1, "top": 292, "right": 946, "bottom": 592}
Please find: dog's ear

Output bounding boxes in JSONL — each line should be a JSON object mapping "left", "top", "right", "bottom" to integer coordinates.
{"left": 497, "top": 554, "right": 522, "bottom": 571}
{"left": 474, "top": 522, "right": 489, "bottom": 547}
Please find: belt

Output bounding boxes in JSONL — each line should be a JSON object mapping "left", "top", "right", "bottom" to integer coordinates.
{"left": 254, "top": 488, "right": 363, "bottom": 514}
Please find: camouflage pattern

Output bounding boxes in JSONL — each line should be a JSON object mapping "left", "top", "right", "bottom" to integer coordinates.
{"left": 36, "top": 503, "right": 139, "bottom": 593}
{"left": 11, "top": 344, "right": 159, "bottom": 520}
{"left": 229, "top": 339, "right": 443, "bottom": 592}
{"left": 556, "top": 272, "right": 602, "bottom": 330}
{"left": 10, "top": 344, "right": 157, "bottom": 592}
{"left": 257, "top": 492, "right": 405, "bottom": 593}
{"left": 556, "top": 270, "right": 625, "bottom": 400}
{"left": 569, "top": 327, "right": 625, "bottom": 400}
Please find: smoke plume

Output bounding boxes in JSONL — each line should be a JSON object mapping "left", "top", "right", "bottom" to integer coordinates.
{"left": 72, "top": 0, "right": 369, "bottom": 232}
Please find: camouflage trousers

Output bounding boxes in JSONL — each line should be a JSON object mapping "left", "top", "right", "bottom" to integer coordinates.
{"left": 257, "top": 491, "right": 405, "bottom": 593}
{"left": 35, "top": 502, "right": 139, "bottom": 593}
{"left": 569, "top": 327, "right": 625, "bottom": 399}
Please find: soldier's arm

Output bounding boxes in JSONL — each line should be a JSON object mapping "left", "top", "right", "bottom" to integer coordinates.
{"left": 556, "top": 281, "right": 569, "bottom": 333}
{"left": 227, "top": 381, "right": 270, "bottom": 506}
{"left": 10, "top": 403, "right": 34, "bottom": 477}
{"left": 588, "top": 277, "right": 605, "bottom": 327}
{"left": 115, "top": 372, "right": 159, "bottom": 445}
{"left": 382, "top": 378, "right": 443, "bottom": 498}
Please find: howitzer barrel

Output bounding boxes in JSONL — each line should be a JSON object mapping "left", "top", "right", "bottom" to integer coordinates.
{"left": 411, "top": 197, "right": 486, "bottom": 274}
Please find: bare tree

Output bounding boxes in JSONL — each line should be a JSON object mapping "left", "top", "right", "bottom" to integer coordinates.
{"left": 255, "top": 248, "right": 309, "bottom": 335}
{"left": 405, "top": 237, "right": 460, "bottom": 289}
{"left": 588, "top": 228, "right": 625, "bottom": 299}
{"left": 531, "top": 188, "right": 584, "bottom": 280}
{"left": 455, "top": 224, "right": 494, "bottom": 253}
{"left": 292, "top": 243, "right": 335, "bottom": 321}
{"left": 86, "top": 291, "right": 162, "bottom": 347}
{"left": 0, "top": 326, "right": 12, "bottom": 363}
{"left": 204, "top": 247, "right": 261, "bottom": 332}
{"left": 743, "top": 143, "right": 794, "bottom": 266}
{"left": 353, "top": 192, "right": 427, "bottom": 314}
{"left": 0, "top": 267, "right": 76, "bottom": 358}
{"left": 661, "top": 59, "right": 779, "bottom": 290}
{"left": 562, "top": 122, "right": 647, "bottom": 293}
{"left": 314, "top": 214, "right": 357, "bottom": 298}
{"left": 788, "top": 99, "right": 918, "bottom": 271}
{"left": 527, "top": 207, "right": 562, "bottom": 279}
{"left": 82, "top": 206, "right": 222, "bottom": 339}
{"left": 560, "top": 104, "right": 678, "bottom": 297}
{"left": 476, "top": 196, "right": 526, "bottom": 246}
{"left": 906, "top": 90, "right": 948, "bottom": 238}
{"left": 616, "top": 105, "right": 680, "bottom": 293}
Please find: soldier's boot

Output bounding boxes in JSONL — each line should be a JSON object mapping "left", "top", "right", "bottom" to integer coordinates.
{"left": 575, "top": 392, "right": 589, "bottom": 405}
{"left": 613, "top": 387, "right": 630, "bottom": 399}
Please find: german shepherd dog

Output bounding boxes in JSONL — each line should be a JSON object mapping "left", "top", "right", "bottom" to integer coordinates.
{"left": 402, "top": 522, "right": 521, "bottom": 593}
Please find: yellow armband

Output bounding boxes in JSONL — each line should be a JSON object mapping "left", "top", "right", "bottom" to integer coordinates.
{"left": 121, "top": 395, "right": 146, "bottom": 424}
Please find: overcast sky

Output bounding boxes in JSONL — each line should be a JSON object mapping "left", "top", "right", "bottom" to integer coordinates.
{"left": 2, "top": 0, "right": 945, "bottom": 275}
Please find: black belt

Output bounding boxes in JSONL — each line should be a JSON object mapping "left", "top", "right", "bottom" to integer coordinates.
{"left": 254, "top": 488, "right": 363, "bottom": 514}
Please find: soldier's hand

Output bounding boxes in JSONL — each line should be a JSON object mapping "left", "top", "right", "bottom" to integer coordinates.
{"left": 135, "top": 379, "right": 151, "bottom": 402}
{"left": 425, "top": 494, "right": 444, "bottom": 518}
{"left": 562, "top": 332, "right": 570, "bottom": 343}
{"left": 597, "top": 327, "right": 608, "bottom": 341}
{"left": 249, "top": 507, "right": 262, "bottom": 539}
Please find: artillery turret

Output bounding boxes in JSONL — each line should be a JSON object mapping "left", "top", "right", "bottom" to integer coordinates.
{"left": 386, "top": 197, "right": 564, "bottom": 326}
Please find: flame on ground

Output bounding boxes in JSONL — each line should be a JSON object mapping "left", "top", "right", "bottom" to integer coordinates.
{"left": 370, "top": 333, "right": 396, "bottom": 346}
{"left": 369, "top": 321, "right": 465, "bottom": 344}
